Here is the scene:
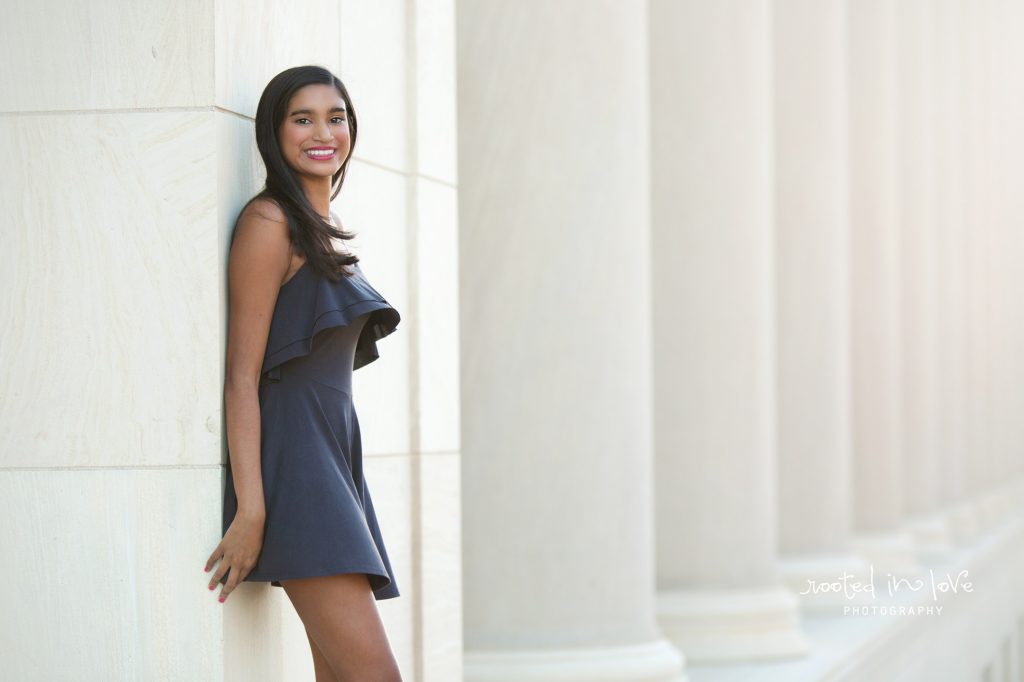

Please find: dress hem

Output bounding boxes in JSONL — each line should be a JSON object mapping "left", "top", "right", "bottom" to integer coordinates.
{"left": 244, "top": 567, "right": 399, "bottom": 600}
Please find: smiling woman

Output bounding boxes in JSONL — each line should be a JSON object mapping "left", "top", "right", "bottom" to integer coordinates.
{"left": 204, "top": 65, "right": 404, "bottom": 682}
{"left": 241, "top": 67, "right": 364, "bottom": 286}
{"left": 279, "top": 90, "right": 350, "bottom": 178}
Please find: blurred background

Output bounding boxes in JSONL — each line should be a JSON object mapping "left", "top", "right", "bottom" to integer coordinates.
{"left": 1, "top": 0, "right": 1022, "bottom": 680}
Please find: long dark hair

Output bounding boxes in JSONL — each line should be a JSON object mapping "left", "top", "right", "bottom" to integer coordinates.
{"left": 237, "top": 65, "right": 360, "bottom": 281}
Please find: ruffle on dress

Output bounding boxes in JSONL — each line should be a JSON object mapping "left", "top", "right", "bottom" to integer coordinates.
{"left": 259, "top": 260, "right": 400, "bottom": 384}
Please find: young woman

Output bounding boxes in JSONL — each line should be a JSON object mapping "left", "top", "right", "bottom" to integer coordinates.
{"left": 203, "top": 65, "right": 404, "bottom": 681}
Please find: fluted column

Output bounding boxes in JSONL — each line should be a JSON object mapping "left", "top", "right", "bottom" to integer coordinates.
{"left": 457, "top": 2, "right": 685, "bottom": 680}
{"left": 985, "top": 0, "right": 1024, "bottom": 511}
{"left": 651, "top": 0, "right": 808, "bottom": 661}
{"left": 772, "top": 0, "right": 873, "bottom": 612}
{"left": 930, "top": 0, "right": 977, "bottom": 544}
{"left": 961, "top": 0, "right": 996, "bottom": 527}
{"left": 847, "top": 0, "right": 919, "bottom": 575}
{"left": 896, "top": 0, "right": 953, "bottom": 560}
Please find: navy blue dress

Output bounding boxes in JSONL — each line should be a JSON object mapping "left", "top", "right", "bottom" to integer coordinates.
{"left": 221, "top": 258, "right": 401, "bottom": 600}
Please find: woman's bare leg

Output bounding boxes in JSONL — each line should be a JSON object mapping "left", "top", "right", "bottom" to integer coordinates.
{"left": 281, "top": 573, "right": 402, "bottom": 682}
{"left": 304, "top": 624, "right": 338, "bottom": 682}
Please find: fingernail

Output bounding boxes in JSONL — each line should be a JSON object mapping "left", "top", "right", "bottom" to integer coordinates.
{"left": 208, "top": 584, "right": 215, "bottom": 591}
{"left": 204, "top": 566, "right": 210, "bottom": 572}
{"left": 218, "top": 596, "right": 226, "bottom": 603}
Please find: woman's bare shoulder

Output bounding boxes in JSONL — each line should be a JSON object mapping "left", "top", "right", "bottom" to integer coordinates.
{"left": 242, "top": 197, "right": 287, "bottom": 226}
{"left": 230, "top": 199, "right": 292, "bottom": 281}
{"left": 233, "top": 199, "right": 291, "bottom": 254}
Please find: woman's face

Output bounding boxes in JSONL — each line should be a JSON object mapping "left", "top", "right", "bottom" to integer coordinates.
{"left": 277, "top": 83, "right": 351, "bottom": 180}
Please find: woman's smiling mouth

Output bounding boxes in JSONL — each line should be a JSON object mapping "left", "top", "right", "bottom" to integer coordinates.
{"left": 305, "top": 148, "right": 336, "bottom": 160}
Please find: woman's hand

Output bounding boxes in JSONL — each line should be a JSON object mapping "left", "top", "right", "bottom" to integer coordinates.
{"left": 204, "top": 511, "right": 265, "bottom": 602}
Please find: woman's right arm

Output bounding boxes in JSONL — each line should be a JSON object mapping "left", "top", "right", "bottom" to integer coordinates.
{"left": 205, "top": 200, "right": 292, "bottom": 600}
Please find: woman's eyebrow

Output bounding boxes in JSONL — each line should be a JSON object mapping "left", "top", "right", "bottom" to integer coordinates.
{"left": 287, "top": 106, "right": 347, "bottom": 116}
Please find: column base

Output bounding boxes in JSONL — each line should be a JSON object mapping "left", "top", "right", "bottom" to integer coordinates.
{"left": 1010, "top": 480, "right": 1024, "bottom": 514}
{"left": 902, "top": 515, "right": 954, "bottom": 564}
{"left": 779, "top": 552, "right": 875, "bottom": 615}
{"left": 656, "top": 585, "right": 809, "bottom": 663}
{"left": 853, "top": 528, "right": 921, "bottom": 572}
{"left": 946, "top": 500, "right": 983, "bottom": 545}
{"left": 983, "top": 487, "right": 1015, "bottom": 525}
{"left": 464, "top": 639, "right": 687, "bottom": 682}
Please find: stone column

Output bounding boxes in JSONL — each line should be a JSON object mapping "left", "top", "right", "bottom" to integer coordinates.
{"left": 930, "top": 0, "right": 977, "bottom": 544}
{"left": 847, "top": 0, "right": 919, "bottom": 575}
{"left": 456, "top": 2, "right": 684, "bottom": 680}
{"left": 895, "top": 0, "right": 953, "bottom": 561}
{"left": 984, "top": 0, "right": 1024, "bottom": 513}
{"left": 966, "top": 0, "right": 1024, "bottom": 526}
{"left": 960, "top": 0, "right": 997, "bottom": 529}
{"left": 772, "top": 0, "right": 873, "bottom": 612}
{"left": 650, "top": 0, "right": 808, "bottom": 661}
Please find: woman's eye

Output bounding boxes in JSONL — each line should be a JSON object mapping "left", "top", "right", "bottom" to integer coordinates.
{"left": 294, "top": 117, "right": 346, "bottom": 124}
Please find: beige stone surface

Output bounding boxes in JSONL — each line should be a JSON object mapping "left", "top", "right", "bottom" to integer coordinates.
{"left": 341, "top": 0, "right": 409, "bottom": 172}
{"left": 215, "top": 0, "right": 340, "bottom": 117}
{"left": 0, "top": 469, "right": 223, "bottom": 679}
{"left": 416, "top": 178, "right": 460, "bottom": 454}
{"left": 415, "top": 0, "right": 458, "bottom": 184}
{"left": 0, "top": 112, "right": 220, "bottom": 469}
{"left": 342, "top": 160, "right": 412, "bottom": 457}
{"left": 420, "top": 452, "right": 464, "bottom": 681}
{"left": 0, "top": 0, "right": 212, "bottom": 111}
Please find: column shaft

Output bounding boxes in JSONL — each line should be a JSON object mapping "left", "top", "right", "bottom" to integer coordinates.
{"left": 651, "top": 0, "right": 807, "bottom": 661}
{"left": 457, "top": 1, "right": 684, "bottom": 679}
